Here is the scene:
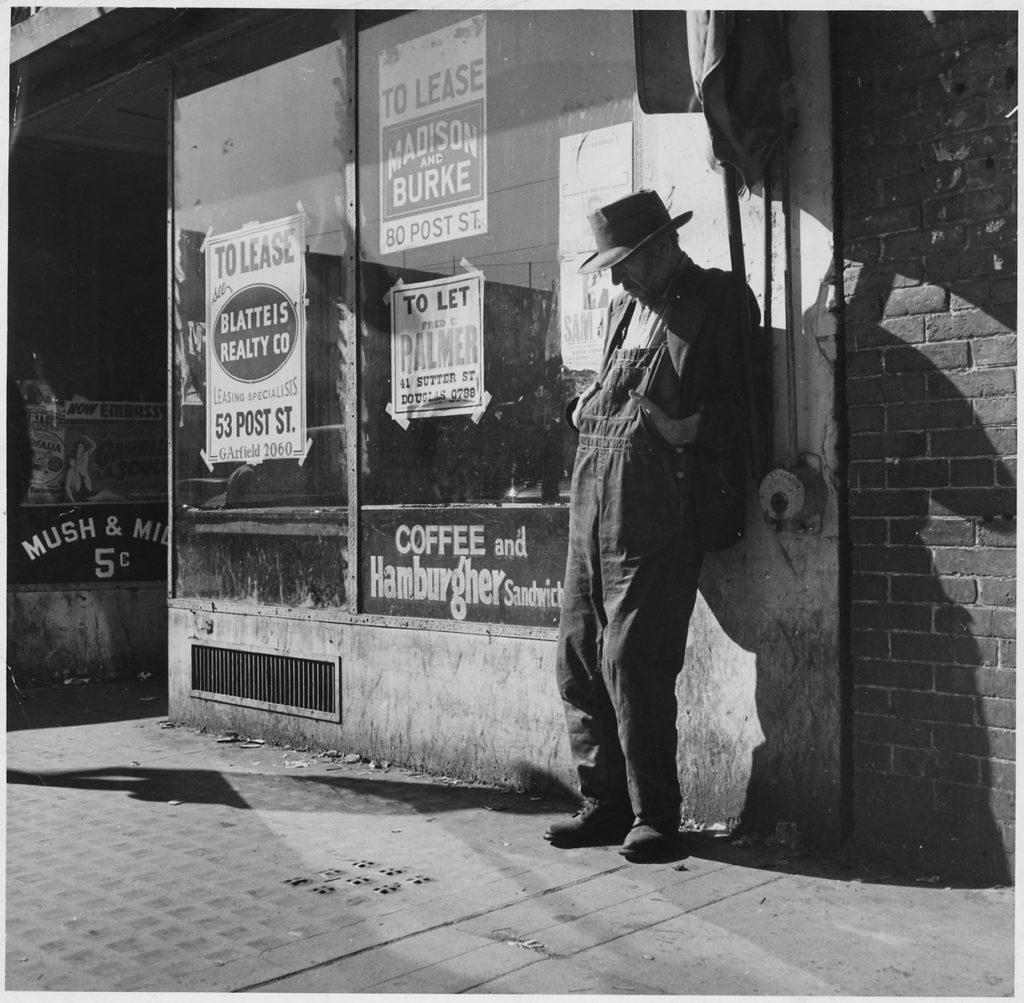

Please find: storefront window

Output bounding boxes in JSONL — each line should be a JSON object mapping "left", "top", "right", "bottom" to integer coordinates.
{"left": 357, "top": 10, "right": 635, "bottom": 626}
{"left": 7, "top": 76, "right": 169, "bottom": 589}
{"left": 172, "top": 13, "right": 353, "bottom": 608}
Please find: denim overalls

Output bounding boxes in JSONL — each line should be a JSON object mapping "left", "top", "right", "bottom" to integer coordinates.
{"left": 555, "top": 321, "right": 704, "bottom": 825}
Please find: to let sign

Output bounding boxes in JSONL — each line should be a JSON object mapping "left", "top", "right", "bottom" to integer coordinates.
{"left": 388, "top": 269, "right": 486, "bottom": 422}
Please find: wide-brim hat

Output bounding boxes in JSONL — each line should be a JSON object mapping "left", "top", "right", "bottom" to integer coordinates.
{"left": 578, "top": 189, "right": 693, "bottom": 274}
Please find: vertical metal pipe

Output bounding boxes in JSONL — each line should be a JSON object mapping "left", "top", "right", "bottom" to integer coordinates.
{"left": 780, "top": 135, "right": 800, "bottom": 467}
{"left": 722, "top": 164, "right": 766, "bottom": 481}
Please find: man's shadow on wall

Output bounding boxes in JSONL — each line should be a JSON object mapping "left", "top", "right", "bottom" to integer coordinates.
{"left": 700, "top": 261, "right": 1013, "bottom": 885}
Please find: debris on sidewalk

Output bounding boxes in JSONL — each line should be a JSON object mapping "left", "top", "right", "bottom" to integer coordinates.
{"left": 507, "top": 938, "right": 546, "bottom": 953}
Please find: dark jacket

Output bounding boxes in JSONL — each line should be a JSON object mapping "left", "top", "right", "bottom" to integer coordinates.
{"left": 570, "top": 256, "right": 758, "bottom": 552}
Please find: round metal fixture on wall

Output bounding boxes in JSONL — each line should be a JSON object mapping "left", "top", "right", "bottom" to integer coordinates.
{"left": 758, "top": 462, "right": 827, "bottom": 527}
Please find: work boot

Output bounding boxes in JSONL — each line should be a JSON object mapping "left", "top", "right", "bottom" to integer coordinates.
{"left": 619, "top": 817, "right": 680, "bottom": 861}
{"left": 544, "top": 800, "right": 635, "bottom": 848}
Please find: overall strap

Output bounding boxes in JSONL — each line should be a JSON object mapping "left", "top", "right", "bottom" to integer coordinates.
{"left": 598, "top": 299, "right": 636, "bottom": 384}
{"left": 635, "top": 301, "right": 671, "bottom": 398}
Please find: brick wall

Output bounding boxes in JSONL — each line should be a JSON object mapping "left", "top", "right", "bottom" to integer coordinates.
{"left": 835, "top": 11, "right": 1016, "bottom": 882}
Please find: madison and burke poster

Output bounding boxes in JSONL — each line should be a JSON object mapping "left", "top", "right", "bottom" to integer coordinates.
{"left": 378, "top": 15, "right": 488, "bottom": 255}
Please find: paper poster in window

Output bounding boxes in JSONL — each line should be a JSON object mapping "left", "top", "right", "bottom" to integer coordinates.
{"left": 558, "top": 123, "right": 632, "bottom": 373}
{"left": 386, "top": 268, "right": 487, "bottom": 425}
{"left": 24, "top": 402, "right": 65, "bottom": 505}
{"left": 379, "top": 15, "right": 487, "bottom": 255}
{"left": 63, "top": 400, "right": 167, "bottom": 503}
{"left": 203, "top": 214, "right": 307, "bottom": 467}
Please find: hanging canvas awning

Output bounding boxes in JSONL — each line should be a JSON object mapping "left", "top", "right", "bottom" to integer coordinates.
{"left": 634, "top": 10, "right": 792, "bottom": 189}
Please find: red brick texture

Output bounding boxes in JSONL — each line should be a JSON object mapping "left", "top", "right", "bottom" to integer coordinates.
{"left": 835, "top": 11, "right": 1016, "bottom": 882}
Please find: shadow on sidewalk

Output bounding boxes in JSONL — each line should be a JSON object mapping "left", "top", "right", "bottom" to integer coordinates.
{"left": 677, "top": 831, "right": 999, "bottom": 891}
{"left": 8, "top": 682, "right": 982, "bottom": 887}
{"left": 7, "top": 766, "right": 250, "bottom": 809}
{"left": 6, "top": 762, "right": 567, "bottom": 817}
{"left": 8, "top": 758, "right": 958, "bottom": 887}
{"left": 7, "top": 676, "right": 169, "bottom": 731}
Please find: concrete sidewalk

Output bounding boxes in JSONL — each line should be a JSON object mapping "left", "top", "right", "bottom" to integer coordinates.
{"left": 5, "top": 678, "right": 1015, "bottom": 995}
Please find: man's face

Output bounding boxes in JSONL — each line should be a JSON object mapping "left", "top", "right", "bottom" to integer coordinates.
{"left": 609, "top": 241, "right": 672, "bottom": 306}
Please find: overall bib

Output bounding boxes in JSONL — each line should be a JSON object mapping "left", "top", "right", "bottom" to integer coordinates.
{"left": 555, "top": 336, "right": 704, "bottom": 825}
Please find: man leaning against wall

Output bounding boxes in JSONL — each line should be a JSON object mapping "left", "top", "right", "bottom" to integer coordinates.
{"left": 546, "top": 189, "right": 758, "bottom": 862}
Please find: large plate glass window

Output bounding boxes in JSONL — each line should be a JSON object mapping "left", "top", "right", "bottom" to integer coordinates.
{"left": 172, "top": 13, "right": 354, "bottom": 609}
{"left": 357, "top": 10, "right": 635, "bottom": 627}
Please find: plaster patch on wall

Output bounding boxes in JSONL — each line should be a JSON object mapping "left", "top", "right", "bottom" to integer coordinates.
{"left": 932, "top": 141, "right": 971, "bottom": 162}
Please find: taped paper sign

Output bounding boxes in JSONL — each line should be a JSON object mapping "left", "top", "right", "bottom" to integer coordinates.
{"left": 388, "top": 269, "right": 486, "bottom": 423}
{"left": 204, "top": 214, "right": 307, "bottom": 465}
{"left": 558, "top": 123, "right": 633, "bottom": 372}
{"left": 379, "top": 14, "right": 488, "bottom": 254}
{"left": 25, "top": 402, "right": 66, "bottom": 504}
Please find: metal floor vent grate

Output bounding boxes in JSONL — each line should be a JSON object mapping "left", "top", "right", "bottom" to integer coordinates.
{"left": 190, "top": 645, "right": 340, "bottom": 722}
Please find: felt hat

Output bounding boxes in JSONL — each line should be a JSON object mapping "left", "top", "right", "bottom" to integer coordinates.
{"left": 578, "top": 189, "right": 693, "bottom": 274}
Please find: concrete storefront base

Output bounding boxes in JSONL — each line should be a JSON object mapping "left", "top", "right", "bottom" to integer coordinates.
{"left": 167, "top": 600, "right": 846, "bottom": 843}
{"left": 7, "top": 585, "right": 167, "bottom": 685}
{"left": 168, "top": 604, "right": 575, "bottom": 794}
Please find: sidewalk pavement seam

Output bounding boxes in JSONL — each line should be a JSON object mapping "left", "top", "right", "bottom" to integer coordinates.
{"left": 235, "top": 861, "right": 636, "bottom": 992}
{"left": 236, "top": 859, "right": 787, "bottom": 992}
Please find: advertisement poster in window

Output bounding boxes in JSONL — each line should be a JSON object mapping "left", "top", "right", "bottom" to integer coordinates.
{"left": 24, "top": 402, "right": 66, "bottom": 505}
{"left": 63, "top": 401, "right": 167, "bottom": 504}
{"left": 23, "top": 400, "right": 167, "bottom": 506}
{"left": 203, "top": 214, "right": 307, "bottom": 467}
{"left": 362, "top": 507, "right": 567, "bottom": 628}
{"left": 386, "top": 268, "right": 487, "bottom": 425}
{"left": 558, "top": 123, "right": 632, "bottom": 373}
{"left": 379, "top": 14, "right": 487, "bottom": 255}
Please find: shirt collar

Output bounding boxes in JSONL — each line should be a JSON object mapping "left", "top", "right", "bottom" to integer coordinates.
{"left": 643, "top": 252, "right": 692, "bottom": 313}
